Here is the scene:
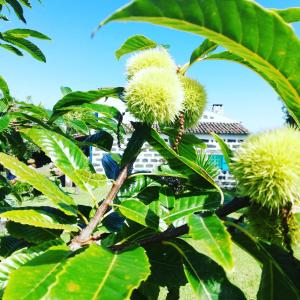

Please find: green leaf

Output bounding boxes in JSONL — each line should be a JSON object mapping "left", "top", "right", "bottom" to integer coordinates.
{"left": 0, "top": 44, "right": 23, "bottom": 56}
{"left": 0, "top": 115, "right": 10, "bottom": 133}
{"left": 100, "top": 0, "right": 300, "bottom": 126}
{"left": 0, "top": 152, "right": 76, "bottom": 216}
{"left": 0, "top": 14, "right": 9, "bottom": 21}
{"left": 0, "top": 240, "right": 62, "bottom": 292}
{"left": 66, "top": 119, "right": 89, "bottom": 135}
{"left": 116, "top": 199, "right": 160, "bottom": 230}
{"left": 273, "top": 7, "right": 300, "bottom": 23}
{"left": 4, "top": 29, "right": 50, "bottom": 40}
{"left": 47, "top": 244, "right": 151, "bottom": 300}
{"left": 190, "top": 39, "right": 217, "bottom": 65}
{"left": 139, "top": 125, "right": 223, "bottom": 199}
{"left": 6, "top": 221, "right": 61, "bottom": 244}
{"left": 0, "top": 237, "right": 26, "bottom": 259}
{"left": 229, "top": 222, "right": 300, "bottom": 300}
{"left": 0, "top": 209, "right": 78, "bottom": 231}
{"left": 3, "top": 245, "right": 71, "bottom": 300}
{"left": 2, "top": 35, "right": 46, "bottom": 62}
{"left": 50, "top": 88, "right": 124, "bottom": 122}
{"left": 0, "top": 76, "right": 10, "bottom": 98}
{"left": 115, "top": 34, "right": 157, "bottom": 59}
{"left": 188, "top": 214, "right": 234, "bottom": 271}
{"left": 181, "top": 38, "right": 218, "bottom": 73}
{"left": 211, "top": 132, "right": 233, "bottom": 167}
{"left": 164, "top": 193, "right": 220, "bottom": 224}
{"left": 120, "top": 175, "right": 161, "bottom": 199}
{"left": 59, "top": 103, "right": 122, "bottom": 121}
{"left": 158, "top": 187, "right": 175, "bottom": 209}
{"left": 78, "top": 130, "right": 113, "bottom": 152}
{"left": 21, "top": 128, "right": 99, "bottom": 198}
{"left": 143, "top": 242, "right": 187, "bottom": 288}
{"left": 5, "top": 0, "right": 26, "bottom": 23}
{"left": 165, "top": 239, "right": 246, "bottom": 299}
{"left": 18, "top": 0, "right": 31, "bottom": 8}
{"left": 121, "top": 124, "right": 146, "bottom": 167}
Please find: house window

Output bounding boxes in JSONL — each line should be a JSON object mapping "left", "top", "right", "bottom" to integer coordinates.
{"left": 209, "top": 155, "right": 229, "bottom": 172}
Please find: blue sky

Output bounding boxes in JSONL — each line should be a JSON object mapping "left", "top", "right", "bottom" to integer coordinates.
{"left": 1, "top": 0, "right": 300, "bottom": 132}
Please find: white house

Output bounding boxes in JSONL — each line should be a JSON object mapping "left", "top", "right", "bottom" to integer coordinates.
{"left": 91, "top": 104, "right": 249, "bottom": 189}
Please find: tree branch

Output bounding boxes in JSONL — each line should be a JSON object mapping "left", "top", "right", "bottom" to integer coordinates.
{"left": 69, "top": 164, "right": 129, "bottom": 251}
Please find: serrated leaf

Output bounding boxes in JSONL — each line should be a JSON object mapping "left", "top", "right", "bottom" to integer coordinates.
{"left": 3, "top": 245, "right": 71, "bottom": 300}
{"left": 66, "top": 119, "right": 89, "bottom": 135}
{"left": 120, "top": 175, "right": 161, "bottom": 199}
{"left": 74, "top": 170, "right": 108, "bottom": 189}
{"left": 47, "top": 244, "right": 151, "bottom": 300}
{"left": 6, "top": 221, "right": 61, "bottom": 244}
{"left": 164, "top": 193, "right": 220, "bottom": 224}
{"left": 2, "top": 35, "right": 46, "bottom": 62}
{"left": 165, "top": 239, "right": 246, "bottom": 300}
{"left": 273, "top": 7, "right": 300, "bottom": 23}
{"left": 0, "top": 153, "right": 76, "bottom": 216}
{"left": 21, "top": 128, "right": 99, "bottom": 201}
{"left": 58, "top": 103, "right": 122, "bottom": 121}
{"left": 117, "top": 199, "right": 160, "bottom": 230}
{"left": 115, "top": 34, "right": 157, "bottom": 59}
{"left": 100, "top": 0, "right": 300, "bottom": 126}
{"left": 4, "top": 29, "right": 50, "bottom": 40}
{"left": 188, "top": 214, "right": 234, "bottom": 271}
{"left": 50, "top": 88, "right": 124, "bottom": 122}
{"left": 0, "top": 209, "right": 78, "bottom": 231}
{"left": 0, "top": 240, "right": 62, "bottom": 292}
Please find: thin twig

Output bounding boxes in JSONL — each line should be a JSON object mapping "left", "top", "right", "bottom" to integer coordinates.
{"left": 69, "top": 165, "right": 129, "bottom": 251}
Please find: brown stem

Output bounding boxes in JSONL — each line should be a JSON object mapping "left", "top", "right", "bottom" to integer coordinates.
{"left": 111, "top": 197, "right": 250, "bottom": 252}
{"left": 69, "top": 165, "right": 129, "bottom": 251}
{"left": 173, "top": 111, "right": 185, "bottom": 152}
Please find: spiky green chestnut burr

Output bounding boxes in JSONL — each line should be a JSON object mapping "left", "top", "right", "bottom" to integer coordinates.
{"left": 180, "top": 76, "right": 207, "bottom": 128}
{"left": 126, "top": 48, "right": 177, "bottom": 79}
{"left": 231, "top": 127, "right": 300, "bottom": 213}
{"left": 246, "top": 205, "right": 285, "bottom": 245}
{"left": 124, "top": 67, "right": 184, "bottom": 124}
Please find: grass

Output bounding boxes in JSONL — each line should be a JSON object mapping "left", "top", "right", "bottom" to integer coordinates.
{"left": 159, "top": 241, "right": 261, "bottom": 300}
